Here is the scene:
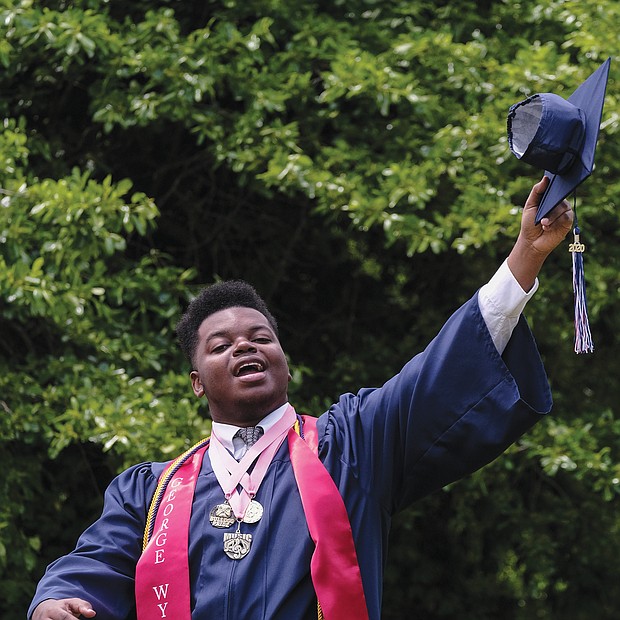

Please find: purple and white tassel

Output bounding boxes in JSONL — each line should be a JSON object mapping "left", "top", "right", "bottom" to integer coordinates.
{"left": 570, "top": 225, "right": 594, "bottom": 354}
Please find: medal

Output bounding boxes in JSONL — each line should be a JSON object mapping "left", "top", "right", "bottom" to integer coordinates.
{"left": 223, "top": 527, "right": 252, "bottom": 560}
{"left": 243, "top": 499, "right": 263, "bottom": 524}
{"left": 209, "top": 503, "right": 236, "bottom": 529}
{"left": 208, "top": 407, "right": 296, "bottom": 559}
{"left": 210, "top": 499, "right": 263, "bottom": 528}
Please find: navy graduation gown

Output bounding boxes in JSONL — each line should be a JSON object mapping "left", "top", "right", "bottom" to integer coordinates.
{"left": 28, "top": 295, "right": 552, "bottom": 620}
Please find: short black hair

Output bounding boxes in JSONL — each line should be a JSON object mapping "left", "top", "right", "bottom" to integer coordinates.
{"left": 176, "top": 280, "right": 278, "bottom": 366}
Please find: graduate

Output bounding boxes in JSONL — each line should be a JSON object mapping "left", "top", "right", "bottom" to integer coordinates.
{"left": 28, "top": 174, "right": 574, "bottom": 620}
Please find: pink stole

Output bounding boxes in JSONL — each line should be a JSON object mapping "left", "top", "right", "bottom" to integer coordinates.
{"left": 288, "top": 416, "right": 369, "bottom": 620}
{"left": 135, "top": 412, "right": 368, "bottom": 620}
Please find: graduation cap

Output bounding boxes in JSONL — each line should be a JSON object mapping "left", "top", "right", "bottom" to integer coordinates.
{"left": 507, "top": 58, "right": 612, "bottom": 353}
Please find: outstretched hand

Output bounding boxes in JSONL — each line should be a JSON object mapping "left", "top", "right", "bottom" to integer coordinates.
{"left": 32, "top": 598, "right": 96, "bottom": 620}
{"left": 507, "top": 176, "right": 574, "bottom": 292}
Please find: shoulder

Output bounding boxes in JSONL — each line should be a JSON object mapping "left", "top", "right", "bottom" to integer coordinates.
{"left": 103, "top": 460, "right": 171, "bottom": 509}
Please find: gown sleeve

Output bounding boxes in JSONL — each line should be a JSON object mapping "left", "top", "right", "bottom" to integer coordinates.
{"left": 27, "top": 462, "right": 162, "bottom": 620}
{"left": 317, "top": 293, "right": 552, "bottom": 514}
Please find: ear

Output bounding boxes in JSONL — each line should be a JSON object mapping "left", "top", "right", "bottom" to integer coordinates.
{"left": 190, "top": 371, "right": 205, "bottom": 398}
{"left": 288, "top": 371, "right": 293, "bottom": 383}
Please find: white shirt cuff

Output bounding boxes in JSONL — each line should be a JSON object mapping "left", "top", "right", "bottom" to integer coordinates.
{"left": 478, "top": 259, "right": 538, "bottom": 354}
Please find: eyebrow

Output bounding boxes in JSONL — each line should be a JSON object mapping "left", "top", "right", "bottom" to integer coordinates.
{"left": 204, "top": 324, "right": 274, "bottom": 343}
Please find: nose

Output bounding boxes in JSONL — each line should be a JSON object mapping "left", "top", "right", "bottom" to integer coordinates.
{"left": 233, "top": 338, "right": 257, "bottom": 355}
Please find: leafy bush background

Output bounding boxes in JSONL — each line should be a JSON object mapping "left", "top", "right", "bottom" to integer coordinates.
{"left": 2, "top": 1, "right": 620, "bottom": 618}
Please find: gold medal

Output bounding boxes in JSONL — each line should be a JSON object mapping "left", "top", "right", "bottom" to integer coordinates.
{"left": 209, "top": 503, "right": 236, "bottom": 529}
{"left": 223, "top": 531, "right": 252, "bottom": 560}
{"left": 242, "top": 499, "right": 263, "bottom": 524}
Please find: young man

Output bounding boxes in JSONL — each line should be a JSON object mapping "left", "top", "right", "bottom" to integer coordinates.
{"left": 30, "top": 177, "right": 573, "bottom": 620}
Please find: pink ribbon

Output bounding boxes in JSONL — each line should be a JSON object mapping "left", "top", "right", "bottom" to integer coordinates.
{"left": 209, "top": 406, "right": 296, "bottom": 519}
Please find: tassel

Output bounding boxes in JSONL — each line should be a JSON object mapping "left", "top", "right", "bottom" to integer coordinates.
{"left": 569, "top": 225, "right": 594, "bottom": 354}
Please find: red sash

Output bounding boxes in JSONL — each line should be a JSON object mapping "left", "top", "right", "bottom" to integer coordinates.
{"left": 135, "top": 440, "right": 209, "bottom": 620}
{"left": 135, "top": 414, "right": 368, "bottom": 620}
{"left": 288, "top": 416, "right": 369, "bottom": 620}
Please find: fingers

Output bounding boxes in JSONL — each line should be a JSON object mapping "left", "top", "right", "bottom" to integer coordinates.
{"left": 32, "top": 598, "right": 96, "bottom": 620}
{"left": 540, "top": 199, "right": 574, "bottom": 232}
{"left": 524, "top": 175, "right": 550, "bottom": 211}
{"left": 522, "top": 176, "right": 573, "bottom": 237}
{"left": 69, "top": 600, "right": 97, "bottom": 619}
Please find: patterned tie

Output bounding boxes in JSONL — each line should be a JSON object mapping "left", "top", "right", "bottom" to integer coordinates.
{"left": 234, "top": 426, "right": 264, "bottom": 454}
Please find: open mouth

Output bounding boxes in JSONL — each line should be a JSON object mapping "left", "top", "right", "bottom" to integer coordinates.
{"left": 236, "top": 362, "right": 265, "bottom": 377}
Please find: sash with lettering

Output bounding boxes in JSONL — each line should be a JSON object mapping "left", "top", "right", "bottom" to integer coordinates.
{"left": 135, "top": 405, "right": 368, "bottom": 620}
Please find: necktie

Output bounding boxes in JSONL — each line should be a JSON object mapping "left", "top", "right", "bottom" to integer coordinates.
{"left": 234, "top": 426, "right": 264, "bottom": 457}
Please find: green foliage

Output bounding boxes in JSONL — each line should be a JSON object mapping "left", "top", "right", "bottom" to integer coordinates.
{"left": 2, "top": 0, "right": 620, "bottom": 618}
{"left": 0, "top": 107, "right": 210, "bottom": 616}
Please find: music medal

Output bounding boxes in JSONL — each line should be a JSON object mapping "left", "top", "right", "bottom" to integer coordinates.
{"left": 223, "top": 531, "right": 252, "bottom": 560}
{"left": 243, "top": 499, "right": 264, "bottom": 524}
{"left": 209, "top": 503, "right": 236, "bottom": 529}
